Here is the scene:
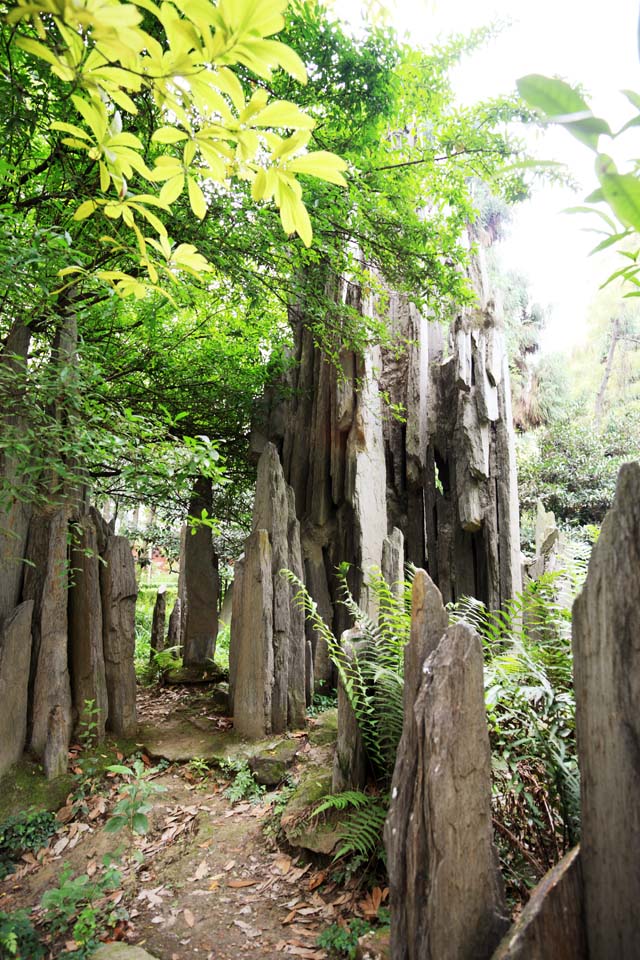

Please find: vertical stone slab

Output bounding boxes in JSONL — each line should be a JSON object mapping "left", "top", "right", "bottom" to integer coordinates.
{"left": 228, "top": 555, "right": 244, "bottom": 715}
{"left": 332, "top": 631, "right": 367, "bottom": 792}
{"left": 150, "top": 584, "right": 167, "bottom": 658}
{"left": 44, "top": 704, "right": 68, "bottom": 780}
{"left": 101, "top": 535, "right": 138, "bottom": 738}
{"left": 166, "top": 596, "right": 182, "bottom": 650}
{"left": 572, "top": 462, "right": 640, "bottom": 960}
{"left": 304, "top": 640, "right": 314, "bottom": 707}
{"left": 492, "top": 846, "right": 586, "bottom": 960}
{"left": 381, "top": 527, "right": 404, "bottom": 597}
{"left": 69, "top": 514, "right": 107, "bottom": 738}
{"left": 232, "top": 530, "right": 273, "bottom": 739}
{"left": 183, "top": 478, "right": 218, "bottom": 667}
{"left": 387, "top": 621, "right": 508, "bottom": 960}
{"left": 385, "top": 570, "right": 448, "bottom": 957}
{"left": 0, "top": 319, "right": 32, "bottom": 624}
{"left": 0, "top": 600, "right": 34, "bottom": 773}
{"left": 23, "top": 509, "right": 72, "bottom": 759}
{"left": 286, "top": 488, "right": 307, "bottom": 728}
{"left": 253, "top": 444, "right": 290, "bottom": 733}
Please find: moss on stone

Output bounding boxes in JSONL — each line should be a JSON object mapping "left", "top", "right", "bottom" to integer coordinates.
{"left": 308, "top": 708, "right": 338, "bottom": 746}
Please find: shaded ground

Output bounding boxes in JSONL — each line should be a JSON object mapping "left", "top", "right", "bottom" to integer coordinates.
{"left": 0, "top": 685, "right": 381, "bottom": 960}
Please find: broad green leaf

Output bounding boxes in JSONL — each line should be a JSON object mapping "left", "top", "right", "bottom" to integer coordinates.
{"left": 107, "top": 764, "right": 134, "bottom": 775}
{"left": 188, "top": 177, "right": 207, "bottom": 219}
{"left": 517, "top": 74, "right": 610, "bottom": 149}
{"left": 104, "top": 816, "right": 127, "bottom": 833}
{"left": 517, "top": 74, "right": 591, "bottom": 119}
{"left": 132, "top": 813, "right": 149, "bottom": 834}
{"left": 596, "top": 155, "right": 640, "bottom": 231}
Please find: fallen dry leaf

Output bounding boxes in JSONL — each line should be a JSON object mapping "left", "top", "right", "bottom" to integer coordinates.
{"left": 223, "top": 859, "right": 236, "bottom": 872}
{"left": 183, "top": 908, "right": 195, "bottom": 928}
{"left": 227, "top": 879, "right": 259, "bottom": 889}
{"left": 274, "top": 855, "right": 292, "bottom": 875}
{"left": 56, "top": 805, "right": 74, "bottom": 824}
{"left": 308, "top": 871, "right": 326, "bottom": 892}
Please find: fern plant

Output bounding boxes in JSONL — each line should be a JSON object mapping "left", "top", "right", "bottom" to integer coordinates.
{"left": 450, "top": 570, "right": 581, "bottom": 897}
{"left": 283, "top": 564, "right": 412, "bottom": 870}
{"left": 284, "top": 563, "right": 412, "bottom": 783}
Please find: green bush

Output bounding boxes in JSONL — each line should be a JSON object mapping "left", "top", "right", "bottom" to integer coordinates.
{"left": 0, "top": 810, "right": 57, "bottom": 880}
{"left": 0, "top": 910, "right": 45, "bottom": 959}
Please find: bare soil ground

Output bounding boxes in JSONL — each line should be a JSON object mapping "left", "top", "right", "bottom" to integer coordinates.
{"left": 0, "top": 685, "right": 380, "bottom": 960}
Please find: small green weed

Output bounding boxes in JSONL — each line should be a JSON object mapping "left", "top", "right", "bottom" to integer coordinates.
{"left": 307, "top": 692, "right": 338, "bottom": 718}
{"left": 40, "top": 863, "right": 124, "bottom": 955}
{"left": 317, "top": 918, "right": 374, "bottom": 959}
{"left": 219, "top": 759, "right": 265, "bottom": 803}
{"left": 0, "top": 810, "right": 57, "bottom": 881}
{"left": 105, "top": 759, "right": 166, "bottom": 841}
{"left": 187, "top": 757, "right": 211, "bottom": 780}
{"left": 0, "top": 909, "right": 45, "bottom": 959}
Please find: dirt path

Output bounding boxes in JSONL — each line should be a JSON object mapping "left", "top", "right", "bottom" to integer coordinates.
{"left": 0, "top": 685, "right": 366, "bottom": 960}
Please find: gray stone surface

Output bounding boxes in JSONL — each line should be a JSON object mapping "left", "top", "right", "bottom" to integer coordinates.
{"left": 69, "top": 514, "right": 107, "bottom": 738}
{"left": 386, "top": 573, "right": 508, "bottom": 960}
{"left": 150, "top": 584, "right": 167, "bottom": 658}
{"left": 101, "top": 535, "right": 138, "bottom": 738}
{"left": 166, "top": 596, "right": 181, "bottom": 650}
{"left": 254, "top": 443, "right": 290, "bottom": 733}
{"left": 332, "top": 631, "right": 367, "bottom": 793}
{"left": 0, "top": 319, "right": 33, "bottom": 625}
{"left": 231, "top": 445, "right": 307, "bottom": 736}
{"left": 231, "top": 529, "right": 274, "bottom": 739}
{"left": 183, "top": 478, "right": 219, "bottom": 667}
{"left": 572, "top": 462, "right": 640, "bottom": 960}
{"left": 286, "top": 486, "right": 307, "bottom": 728}
{"left": 382, "top": 527, "right": 404, "bottom": 597}
{"left": 43, "top": 703, "right": 68, "bottom": 779}
{"left": 91, "top": 944, "right": 159, "bottom": 960}
{"left": 0, "top": 600, "right": 33, "bottom": 773}
{"left": 492, "top": 846, "right": 586, "bottom": 960}
{"left": 23, "top": 508, "right": 72, "bottom": 759}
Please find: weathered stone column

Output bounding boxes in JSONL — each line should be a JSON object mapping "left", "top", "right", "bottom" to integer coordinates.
{"left": 150, "top": 584, "right": 167, "bottom": 659}
{"left": 23, "top": 509, "right": 73, "bottom": 764}
{"left": 69, "top": 513, "right": 107, "bottom": 738}
{"left": 183, "top": 478, "right": 218, "bottom": 667}
{"left": 232, "top": 530, "right": 273, "bottom": 739}
{"left": 385, "top": 570, "right": 508, "bottom": 960}
{"left": 101, "top": 535, "right": 138, "bottom": 738}
{"left": 0, "top": 600, "right": 34, "bottom": 774}
{"left": 332, "top": 630, "right": 367, "bottom": 792}
{"left": 572, "top": 461, "right": 640, "bottom": 960}
{"left": 230, "top": 444, "right": 307, "bottom": 735}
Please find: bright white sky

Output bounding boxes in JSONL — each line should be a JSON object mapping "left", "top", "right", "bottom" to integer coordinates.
{"left": 339, "top": 0, "right": 640, "bottom": 352}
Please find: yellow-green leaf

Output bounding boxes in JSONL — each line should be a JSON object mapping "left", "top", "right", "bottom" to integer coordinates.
{"left": 73, "top": 200, "right": 98, "bottom": 221}
{"left": 287, "top": 151, "right": 348, "bottom": 186}
{"left": 159, "top": 174, "right": 185, "bottom": 205}
{"left": 152, "top": 126, "right": 190, "bottom": 144}
{"left": 251, "top": 100, "right": 315, "bottom": 130}
{"left": 188, "top": 178, "right": 207, "bottom": 219}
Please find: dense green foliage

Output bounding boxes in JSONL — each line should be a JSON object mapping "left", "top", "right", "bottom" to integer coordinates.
{"left": 518, "top": 412, "right": 640, "bottom": 526}
{"left": 0, "top": 809, "right": 57, "bottom": 880}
